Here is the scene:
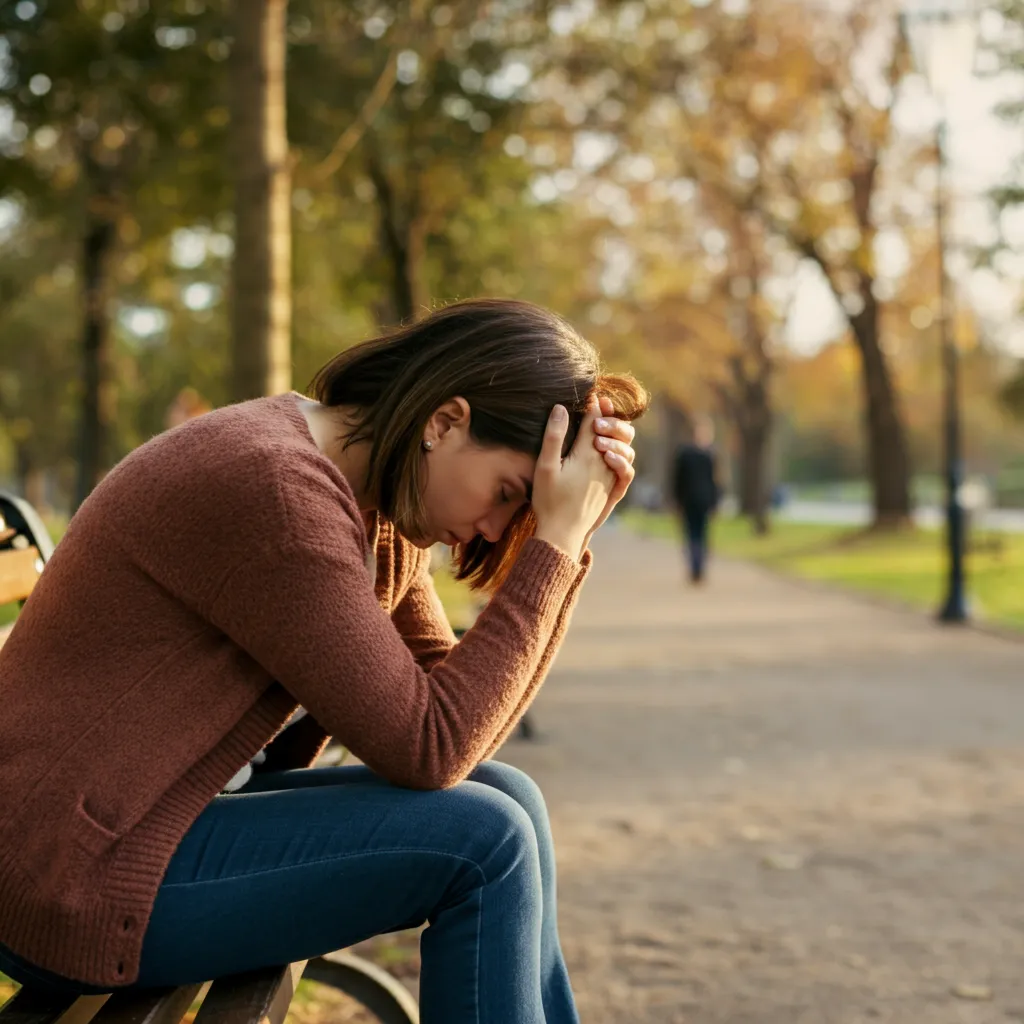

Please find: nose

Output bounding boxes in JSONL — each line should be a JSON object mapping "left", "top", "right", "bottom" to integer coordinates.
{"left": 474, "top": 506, "right": 517, "bottom": 544}
{"left": 474, "top": 518, "right": 503, "bottom": 544}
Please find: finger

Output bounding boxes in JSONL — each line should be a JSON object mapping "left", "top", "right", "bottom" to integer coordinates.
{"left": 593, "top": 416, "right": 635, "bottom": 444}
{"left": 570, "top": 398, "right": 602, "bottom": 459}
{"left": 603, "top": 453, "right": 634, "bottom": 499}
{"left": 599, "top": 395, "right": 614, "bottom": 416}
{"left": 595, "top": 437, "right": 635, "bottom": 464}
{"left": 603, "top": 450, "right": 635, "bottom": 479}
{"left": 538, "top": 405, "right": 569, "bottom": 471}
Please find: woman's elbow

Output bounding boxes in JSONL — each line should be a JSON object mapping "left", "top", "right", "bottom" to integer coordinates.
{"left": 385, "top": 758, "right": 472, "bottom": 792}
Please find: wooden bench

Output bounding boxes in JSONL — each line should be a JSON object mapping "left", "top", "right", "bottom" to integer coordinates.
{"left": 0, "top": 490, "right": 54, "bottom": 647}
{"left": 0, "top": 494, "right": 420, "bottom": 1023}
{"left": 0, "top": 953, "right": 419, "bottom": 1024}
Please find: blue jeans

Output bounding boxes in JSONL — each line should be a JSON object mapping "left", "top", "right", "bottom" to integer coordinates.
{"left": 681, "top": 505, "right": 711, "bottom": 580}
{"left": 0, "top": 762, "right": 578, "bottom": 1024}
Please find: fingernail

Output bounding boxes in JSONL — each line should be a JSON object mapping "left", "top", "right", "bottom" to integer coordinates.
{"left": 595, "top": 418, "right": 609, "bottom": 430}
{"left": 552, "top": 405, "right": 567, "bottom": 423}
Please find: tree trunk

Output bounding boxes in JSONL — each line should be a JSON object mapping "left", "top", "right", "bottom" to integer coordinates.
{"left": 659, "top": 397, "right": 690, "bottom": 507}
{"left": 229, "top": 0, "right": 292, "bottom": 402}
{"left": 15, "top": 442, "right": 48, "bottom": 515}
{"left": 382, "top": 214, "right": 426, "bottom": 323}
{"left": 850, "top": 281, "right": 912, "bottom": 527}
{"left": 738, "top": 419, "right": 770, "bottom": 535}
{"left": 74, "top": 190, "right": 117, "bottom": 511}
{"left": 732, "top": 370, "right": 772, "bottom": 536}
{"left": 367, "top": 153, "right": 427, "bottom": 322}
{"left": 724, "top": 288, "right": 773, "bottom": 536}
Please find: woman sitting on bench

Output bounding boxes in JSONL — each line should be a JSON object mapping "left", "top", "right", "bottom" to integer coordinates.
{"left": 0, "top": 298, "right": 646, "bottom": 1024}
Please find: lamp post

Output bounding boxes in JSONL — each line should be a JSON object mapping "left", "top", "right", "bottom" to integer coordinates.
{"left": 901, "top": 1, "right": 978, "bottom": 623}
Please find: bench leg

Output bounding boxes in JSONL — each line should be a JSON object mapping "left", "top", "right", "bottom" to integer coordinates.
{"left": 517, "top": 712, "right": 537, "bottom": 741}
{"left": 303, "top": 952, "right": 419, "bottom": 1024}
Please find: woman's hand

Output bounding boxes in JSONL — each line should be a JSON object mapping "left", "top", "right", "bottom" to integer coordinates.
{"left": 580, "top": 395, "right": 636, "bottom": 553}
{"left": 532, "top": 398, "right": 616, "bottom": 561}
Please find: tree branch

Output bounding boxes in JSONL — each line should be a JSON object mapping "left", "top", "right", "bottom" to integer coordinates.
{"left": 305, "top": 50, "right": 399, "bottom": 185}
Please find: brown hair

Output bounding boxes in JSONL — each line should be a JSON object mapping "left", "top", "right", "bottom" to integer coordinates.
{"left": 309, "top": 298, "right": 649, "bottom": 590}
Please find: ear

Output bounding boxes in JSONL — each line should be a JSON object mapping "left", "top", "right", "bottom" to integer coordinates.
{"left": 425, "top": 397, "right": 471, "bottom": 447}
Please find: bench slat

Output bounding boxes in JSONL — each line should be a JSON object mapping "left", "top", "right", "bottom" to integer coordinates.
{"left": 192, "top": 964, "right": 304, "bottom": 1024}
{"left": 0, "top": 989, "right": 105, "bottom": 1024}
{"left": 0, "top": 548, "right": 42, "bottom": 605}
{"left": 93, "top": 985, "right": 203, "bottom": 1024}
{"left": 0, "top": 987, "right": 77, "bottom": 1024}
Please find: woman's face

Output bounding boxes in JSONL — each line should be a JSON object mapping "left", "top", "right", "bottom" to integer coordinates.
{"left": 412, "top": 398, "right": 536, "bottom": 549}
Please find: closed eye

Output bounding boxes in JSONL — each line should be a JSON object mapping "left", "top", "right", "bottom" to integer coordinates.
{"left": 500, "top": 480, "right": 531, "bottom": 507}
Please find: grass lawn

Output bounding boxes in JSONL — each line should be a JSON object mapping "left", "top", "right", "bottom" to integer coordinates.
{"left": 619, "top": 509, "right": 1024, "bottom": 632}
{"left": 430, "top": 565, "right": 479, "bottom": 631}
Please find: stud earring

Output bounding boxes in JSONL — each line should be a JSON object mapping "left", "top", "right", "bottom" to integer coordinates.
{"left": 422, "top": 439, "right": 434, "bottom": 451}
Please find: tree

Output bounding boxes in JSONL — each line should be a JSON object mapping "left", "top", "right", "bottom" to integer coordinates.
{"left": 1002, "top": 366, "right": 1024, "bottom": 420}
{"left": 287, "top": 1, "right": 596, "bottom": 326}
{"left": 229, "top": 0, "right": 292, "bottom": 399}
{"left": 991, "top": 0, "right": 1024, "bottom": 208}
{"left": 550, "top": 0, "right": 919, "bottom": 526}
{"left": 0, "top": 217, "right": 79, "bottom": 508}
{"left": 716, "top": 227, "right": 778, "bottom": 535}
{"left": 990, "top": 0, "right": 1024, "bottom": 421}
{"left": 684, "top": 1, "right": 916, "bottom": 526}
{"left": 0, "top": 0, "right": 229, "bottom": 507}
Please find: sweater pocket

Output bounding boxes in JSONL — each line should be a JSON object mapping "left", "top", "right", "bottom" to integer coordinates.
{"left": 12, "top": 796, "right": 122, "bottom": 904}
{"left": 73, "top": 796, "right": 121, "bottom": 857}
{"left": 50, "top": 797, "right": 121, "bottom": 902}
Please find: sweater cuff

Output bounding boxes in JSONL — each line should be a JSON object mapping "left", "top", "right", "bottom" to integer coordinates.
{"left": 577, "top": 547, "right": 594, "bottom": 578}
{"left": 500, "top": 536, "right": 584, "bottom": 620}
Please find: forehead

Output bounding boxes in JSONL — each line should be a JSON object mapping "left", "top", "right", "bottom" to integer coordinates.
{"left": 477, "top": 445, "right": 536, "bottom": 481}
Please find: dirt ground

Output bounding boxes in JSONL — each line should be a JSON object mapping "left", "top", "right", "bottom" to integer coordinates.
{"left": 495, "top": 527, "right": 1024, "bottom": 1023}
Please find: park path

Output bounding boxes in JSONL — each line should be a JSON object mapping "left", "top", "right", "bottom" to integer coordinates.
{"left": 499, "top": 525, "right": 1024, "bottom": 1024}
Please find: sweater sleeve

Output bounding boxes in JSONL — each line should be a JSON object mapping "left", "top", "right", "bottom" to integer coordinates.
{"left": 391, "top": 546, "right": 592, "bottom": 755}
{"left": 206, "top": 477, "right": 589, "bottom": 790}
{"left": 390, "top": 553, "right": 457, "bottom": 673}
{"left": 480, "top": 547, "right": 592, "bottom": 758}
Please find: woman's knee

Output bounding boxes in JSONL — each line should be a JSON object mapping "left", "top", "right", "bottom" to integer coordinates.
{"left": 470, "top": 761, "right": 546, "bottom": 812}
{"left": 440, "top": 779, "right": 541, "bottom": 885}
{"left": 470, "top": 762, "right": 552, "bottom": 837}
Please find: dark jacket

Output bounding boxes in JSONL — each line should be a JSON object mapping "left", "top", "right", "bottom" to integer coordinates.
{"left": 672, "top": 443, "right": 719, "bottom": 511}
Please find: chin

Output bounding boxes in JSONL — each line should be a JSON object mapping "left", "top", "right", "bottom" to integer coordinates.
{"left": 396, "top": 520, "right": 459, "bottom": 550}
{"left": 394, "top": 526, "right": 432, "bottom": 549}
{"left": 399, "top": 524, "right": 444, "bottom": 550}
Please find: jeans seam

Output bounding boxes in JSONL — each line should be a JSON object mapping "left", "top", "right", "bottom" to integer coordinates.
{"left": 474, "top": 884, "right": 482, "bottom": 1024}
{"left": 159, "top": 847, "right": 488, "bottom": 889}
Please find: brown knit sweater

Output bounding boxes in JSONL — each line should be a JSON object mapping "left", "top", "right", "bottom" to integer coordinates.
{"left": 0, "top": 393, "right": 590, "bottom": 987}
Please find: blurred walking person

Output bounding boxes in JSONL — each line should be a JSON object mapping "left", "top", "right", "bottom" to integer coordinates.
{"left": 671, "top": 417, "right": 720, "bottom": 584}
